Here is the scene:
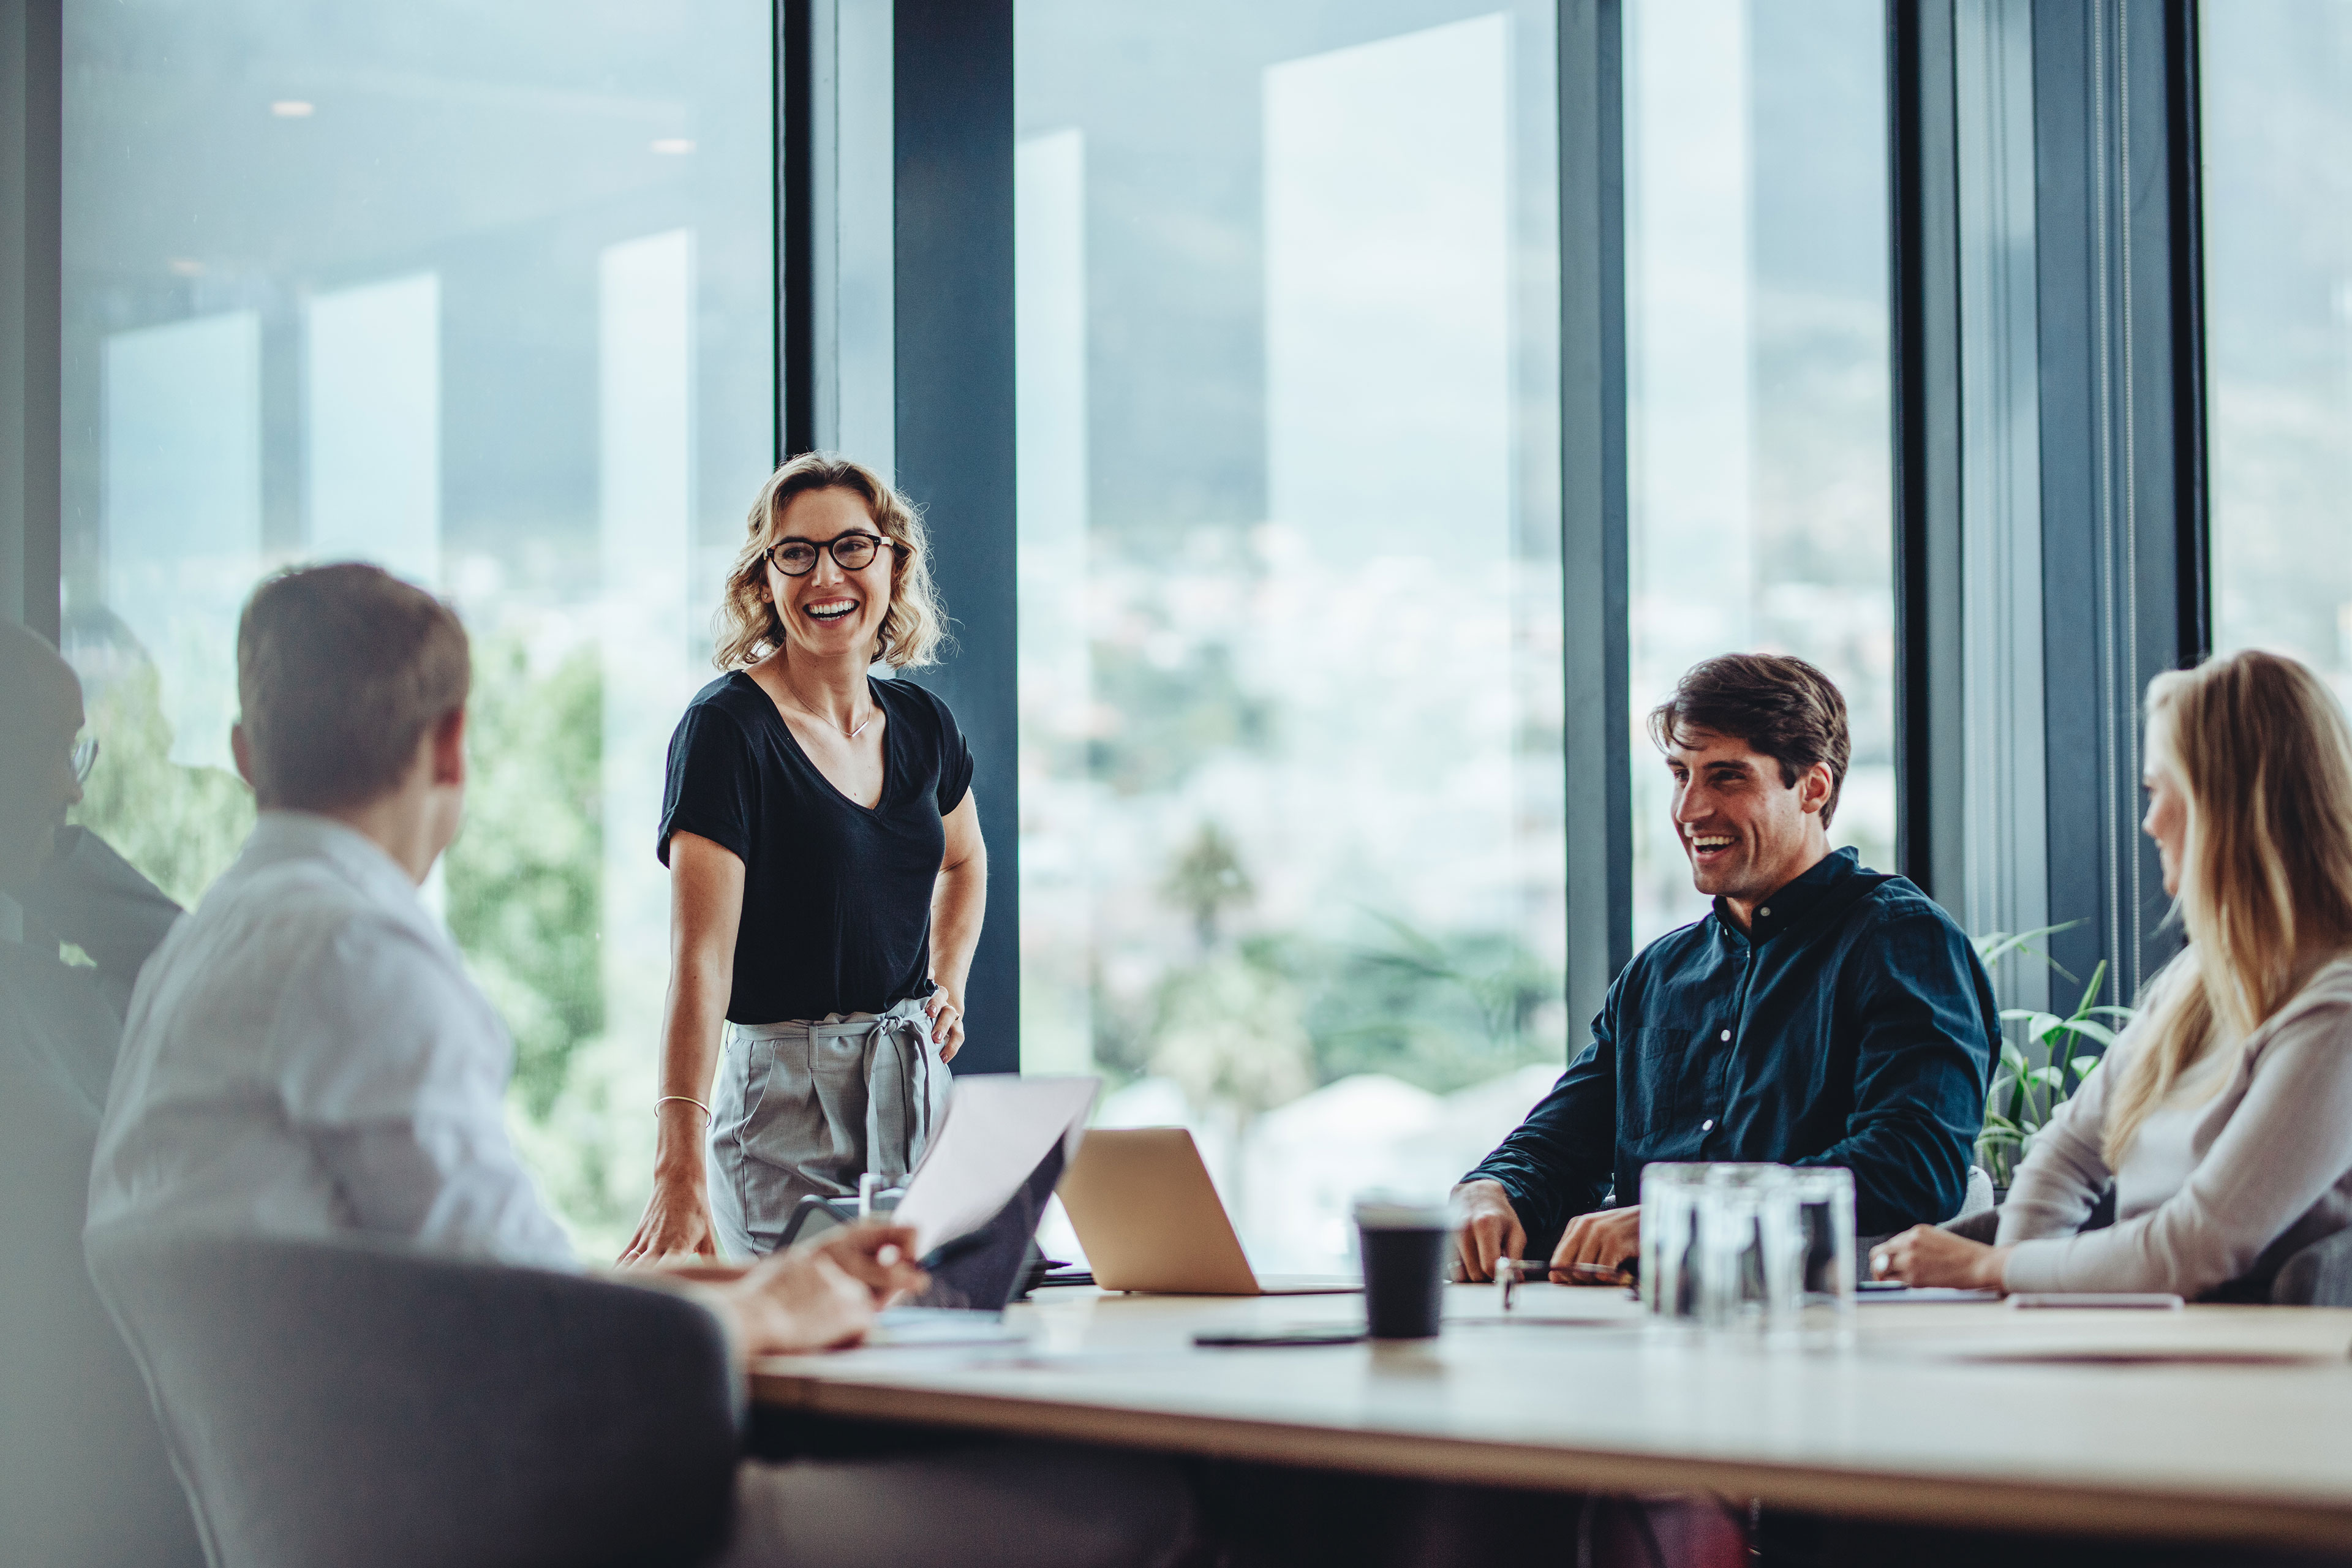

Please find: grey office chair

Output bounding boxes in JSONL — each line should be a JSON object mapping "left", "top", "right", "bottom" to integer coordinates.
{"left": 87, "top": 1229, "right": 746, "bottom": 1568}
{"left": 2260, "top": 1229, "right": 2352, "bottom": 1305}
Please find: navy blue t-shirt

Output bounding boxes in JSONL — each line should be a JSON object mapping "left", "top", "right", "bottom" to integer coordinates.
{"left": 657, "top": 671, "right": 974, "bottom": 1024}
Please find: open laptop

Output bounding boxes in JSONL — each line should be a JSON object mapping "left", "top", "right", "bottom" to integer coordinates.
{"left": 1057, "top": 1127, "right": 1360, "bottom": 1295}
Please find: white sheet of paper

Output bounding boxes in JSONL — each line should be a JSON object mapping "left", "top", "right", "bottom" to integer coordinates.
{"left": 891, "top": 1074, "right": 1099, "bottom": 1256}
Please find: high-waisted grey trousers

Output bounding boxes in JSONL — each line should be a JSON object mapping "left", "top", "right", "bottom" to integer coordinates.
{"left": 707, "top": 993, "right": 953, "bottom": 1258}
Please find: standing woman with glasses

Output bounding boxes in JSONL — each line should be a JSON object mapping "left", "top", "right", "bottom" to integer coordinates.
{"left": 620, "top": 453, "right": 982, "bottom": 1262}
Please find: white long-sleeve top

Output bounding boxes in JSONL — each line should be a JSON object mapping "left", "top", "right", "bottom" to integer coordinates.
{"left": 1997, "top": 956, "right": 2352, "bottom": 1297}
{"left": 87, "top": 812, "right": 576, "bottom": 1270}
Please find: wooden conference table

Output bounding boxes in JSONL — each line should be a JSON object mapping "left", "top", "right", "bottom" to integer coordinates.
{"left": 752, "top": 1284, "right": 2352, "bottom": 1555}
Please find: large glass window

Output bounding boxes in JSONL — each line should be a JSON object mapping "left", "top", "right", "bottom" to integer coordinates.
{"left": 1623, "top": 0, "right": 1896, "bottom": 945}
{"left": 2203, "top": 3, "right": 2352, "bottom": 703}
{"left": 1016, "top": 2, "right": 1565, "bottom": 1270}
{"left": 60, "top": 2, "right": 774, "bottom": 1254}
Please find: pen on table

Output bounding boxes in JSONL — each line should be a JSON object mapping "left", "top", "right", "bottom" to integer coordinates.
{"left": 1495, "top": 1256, "right": 1635, "bottom": 1310}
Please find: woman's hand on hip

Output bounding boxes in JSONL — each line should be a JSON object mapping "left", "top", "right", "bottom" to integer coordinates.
{"left": 619, "top": 1172, "right": 721, "bottom": 1267}
{"left": 924, "top": 985, "right": 965, "bottom": 1061}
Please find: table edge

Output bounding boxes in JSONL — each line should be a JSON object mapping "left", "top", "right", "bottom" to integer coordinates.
{"left": 750, "top": 1370, "right": 2352, "bottom": 1551}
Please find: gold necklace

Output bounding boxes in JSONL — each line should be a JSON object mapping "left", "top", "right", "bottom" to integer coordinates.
{"left": 780, "top": 678, "right": 875, "bottom": 740}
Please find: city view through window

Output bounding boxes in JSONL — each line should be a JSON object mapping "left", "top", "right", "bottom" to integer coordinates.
{"left": 1016, "top": 0, "right": 1570, "bottom": 1272}
{"left": 1624, "top": 0, "right": 1896, "bottom": 948}
{"left": 2204, "top": 2, "right": 2352, "bottom": 706}
{"left": 61, "top": 0, "right": 774, "bottom": 1256}
{"left": 51, "top": 0, "right": 1909, "bottom": 1272}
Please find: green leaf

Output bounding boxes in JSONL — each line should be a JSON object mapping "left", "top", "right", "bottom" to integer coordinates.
{"left": 2053, "top": 1019, "right": 2119, "bottom": 1047}
{"left": 1973, "top": 919, "right": 2087, "bottom": 979}
{"left": 2000, "top": 1042, "right": 2032, "bottom": 1074}
{"left": 2070, "top": 960, "right": 2109, "bottom": 1023}
{"left": 2071, "top": 1055, "right": 2103, "bottom": 1078}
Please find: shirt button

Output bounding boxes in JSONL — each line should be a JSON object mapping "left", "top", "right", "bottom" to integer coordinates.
{"left": 1758, "top": 907, "right": 1770, "bottom": 918}
{"left": 1702, "top": 1118, "right": 1716, "bottom": 1132}
{"left": 1719, "top": 1029, "right": 1731, "bottom": 1042}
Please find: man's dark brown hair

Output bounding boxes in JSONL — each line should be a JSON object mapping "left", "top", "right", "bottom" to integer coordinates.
{"left": 1647, "top": 653, "right": 1851, "bottom": 827}
{"left": 236, "top": 564, "right": 470, "bottom": 810}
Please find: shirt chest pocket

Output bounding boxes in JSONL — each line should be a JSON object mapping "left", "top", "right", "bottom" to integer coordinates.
{"left": 1623, "top": 1027, "right": 1705, "bottom": 1134}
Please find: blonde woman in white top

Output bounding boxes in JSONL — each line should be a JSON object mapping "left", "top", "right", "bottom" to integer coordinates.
{"left": 1874, "top": 649, "right": 2352, "bottom": 1299}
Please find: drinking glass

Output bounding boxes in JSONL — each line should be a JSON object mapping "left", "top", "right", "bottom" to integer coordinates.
{"left": 1785, "top": 1166, "right": 1857, "bottom": 1341}
{"left": 1638, "top": 1163, "right": 1710, "bottom": 1325}
{"left": 1696, "top": 1164, "right": 1803, "bottom": 1333}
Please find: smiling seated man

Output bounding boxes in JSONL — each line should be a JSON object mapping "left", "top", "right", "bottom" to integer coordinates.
{"left": 87, "top": 565, "right": 1196, "bottom": 1568}
{"left": 1454, "top": 654, "right": 1996, "bottom": 1283}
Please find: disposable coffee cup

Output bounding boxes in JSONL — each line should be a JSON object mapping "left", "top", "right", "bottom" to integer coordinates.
{"left": 1354, "top": 1197, "right": 1452, "bottom": 1340}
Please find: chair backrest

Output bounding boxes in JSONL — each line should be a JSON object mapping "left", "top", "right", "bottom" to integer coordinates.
{"left": 88, "top": 1229, "right": 745, "bottom": 1568}
{"left": 1954, "top": 1164, "right": 1997, "bottom": 1221}
{"left": 2269, "top": 1227, "right": 2352, "bottom": 1306}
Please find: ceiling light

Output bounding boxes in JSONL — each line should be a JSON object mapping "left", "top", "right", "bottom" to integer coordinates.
{"left": 271, "top": 100, "right": 315, "bottom": 118}
{"left": 650, "top": 137, "right": 695, "bottom": 155}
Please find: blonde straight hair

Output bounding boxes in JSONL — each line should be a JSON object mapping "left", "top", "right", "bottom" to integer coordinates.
{"left": 711, "top": 453, "right": 948, "bottom": 671}
{"left": 2103, "top": 650, "right": 2352, "bottom": 1165}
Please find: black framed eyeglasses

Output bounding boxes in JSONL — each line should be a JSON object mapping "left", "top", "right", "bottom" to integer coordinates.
{"left": 766, "top": 533, "right": 894, "bottom": 576}
{"left": 72, "top": 736, "right": 99, "bottom": 785}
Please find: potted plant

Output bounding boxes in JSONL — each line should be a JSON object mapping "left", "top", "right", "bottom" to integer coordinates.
{"left": 1972, "top": 924, "right": 2138, "bottom": 1193}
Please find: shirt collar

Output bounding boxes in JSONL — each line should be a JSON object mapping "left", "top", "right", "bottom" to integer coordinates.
{"left": 1713, "top": 845, "right": 1860, "bottom": 946}
{"left": 240, "top": 811, "right": 429, "bottom": 918}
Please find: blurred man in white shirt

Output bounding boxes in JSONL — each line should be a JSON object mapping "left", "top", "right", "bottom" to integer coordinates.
{"left": 89, "top": 805, "right": 576, "bottom": 1265}
{"left": 86, "top": 564, "right": 1193, "bottom": 1568}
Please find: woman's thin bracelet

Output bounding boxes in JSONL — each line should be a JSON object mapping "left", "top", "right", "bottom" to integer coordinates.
{"left": 655, "top": 1095, "right": 711, "bottom": 1121}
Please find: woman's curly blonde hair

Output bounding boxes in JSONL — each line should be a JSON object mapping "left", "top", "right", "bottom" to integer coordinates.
{"left": 712, "top": 453, "right": 948, "bottom": 671}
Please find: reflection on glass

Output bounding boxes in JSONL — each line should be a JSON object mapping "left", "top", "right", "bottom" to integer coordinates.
{"left": 306, "top": 274, "right": 442, "bottom": 587}
{"left": 2204, "top": 4, "right": 2352, "bottom": 706}
{"left": 61, "top": 3, "right": 774, "bottom": 1253}
{"left": 101, "top": 311, "right": 262, "bottom": 774}
{"left": 1017, "top": 1, "right": 1565, "bottom": 1272}
{"left": 1624, "top": 0, "right": 1896, "bottom": 946}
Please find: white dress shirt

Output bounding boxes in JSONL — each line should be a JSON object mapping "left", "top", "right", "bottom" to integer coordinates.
{"left": 88, "top": 812, "right": 576, "bottom": 1270}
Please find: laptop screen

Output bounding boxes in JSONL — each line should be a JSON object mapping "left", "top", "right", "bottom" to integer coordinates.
{"left": 908, "top": 1140, "right": 1066, "bottom": 1312}
{"left": 891, "top": 1074, "right": 1097, "bottom": 1313}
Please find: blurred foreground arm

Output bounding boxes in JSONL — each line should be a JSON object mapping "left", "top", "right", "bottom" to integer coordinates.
{"left": 696, "top": 1223, "right": 928, "bottom": 1357}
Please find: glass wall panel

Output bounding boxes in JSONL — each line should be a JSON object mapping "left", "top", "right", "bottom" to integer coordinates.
{"left": 2204, "top": 4, "right": 2352, "bottom": 706}
{"left": 60, "top": 2, "right": 774, "bottom": 1254}
{"left": 1623, "top": 0, "right": 1896, "bottom": 946}
{"left": 1016, "top": 1, "right": 1564, "bottom": 1272}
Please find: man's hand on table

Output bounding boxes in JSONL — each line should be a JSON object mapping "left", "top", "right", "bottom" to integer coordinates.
{"left": 1870, "top": 1224, "right": 2011, "bottom": 1292}
{"left": 1551, "top": 1207, "right": 1641, "bottom": 1281}
{"left": 718, "top": 1222, "right": 930, "bottom": 1356}
{"left": 1450, "top": 1180, "right": 1527, "bottom": 1282}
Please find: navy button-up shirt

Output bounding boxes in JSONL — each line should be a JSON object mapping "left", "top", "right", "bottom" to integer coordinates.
{"left": 1467, "top": 848, "right": 1997, "bottom": 1242}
